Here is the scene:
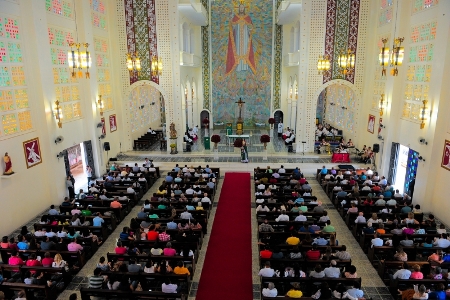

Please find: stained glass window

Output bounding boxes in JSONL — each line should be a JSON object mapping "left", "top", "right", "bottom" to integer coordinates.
{"left": 0, "top": 14, "right": 32, "bottom": 137}
{"left": 48, "top": 25, "right": 80, "bottom": 122}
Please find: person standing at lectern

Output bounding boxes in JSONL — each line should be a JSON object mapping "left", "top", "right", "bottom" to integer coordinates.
{"left": 278, "top": 121, "right": 283, "bottom": 137}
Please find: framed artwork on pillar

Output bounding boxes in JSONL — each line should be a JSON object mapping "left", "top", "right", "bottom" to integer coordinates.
{"left": 441, "top": 140, "right": 450, "bottom": 171}
{"left": 109, "top": 115, "right": 117, "bottom": 133}
{"left": 23, "top": 137, "right": 42, "bottom": 169}
{"left": 101, "top": 117, "right": 106, "bottom": 135}
{"left": 367, "top": 114, "right": 375, "bottom": 134}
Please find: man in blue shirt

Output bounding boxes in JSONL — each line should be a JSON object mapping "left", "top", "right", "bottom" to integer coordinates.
{"left": 371, "top": 233, "right": 384, "bottom": 247}
{"left": 293, "top": 197, "right": 304, "bottom": 204}
{"left": 92, "top": 213, "right": 104, "bottom": 226}
{"left": 48, "top": 205, "right": 59, "bottom": 215}
{"left": 313, "top": 233, "right": 328, "bottom": 245}
{"left": 320, "top": 166, "right": 328, "bottom": 175}
{"left": 205, "top": 165, "right": 211, "bottom": 173}
{"left": 167, "top": 219, "right": 177, "bottom": 229}
{"left": 165, "top": 173, "right": 173, "bottom": 183}
{"left": 383, "top": 189, "right": 392, "bottom": 198}
{"left": 173, "top": 164, "right": 180, "bottom": 172}
{"left": 360, "top": 173, "right": 367, "bottom": 180}
{"left": 347, "top": 282, "right": 364, "bottom": 299}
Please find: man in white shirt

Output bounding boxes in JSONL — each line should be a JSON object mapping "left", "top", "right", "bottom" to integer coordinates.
{"left": 262, "top": 282, "right": 278, "bottom": 297}
{"left": 185, "top": 186, "right": 194, "bottom": 195}
{"left": 201, "top": 193, "right": 211, "bottom": 205}
{"left": 361, "top": 184, "right": 371, "bottom": 191}
{"left": 366, "top": 167, "right": 374, "bottom": 176}
{"left": 392, "top": 262, "right": 412, "bottom": 279}
{"left": 379, "top": 176, "right": 388, "bottom": 186}
{"left": 371, "top": 233, "right": 384, "bottom": 247}
{"left": 257, "top": 183, "right": 265, "bottom": 190}
{"left": 434, "top": 233, "right": 450, "bottom": 248}
{"left": 324, "top": 260, "right": 340, "bottom": 278}
{"left": 363, "top": 179, "right": 372, "bottom": 185}
{"left": 275, "top": 211, "right": 289, "bottom": 222}
{"left": 161, "top": 279, "right": 178, "bottom": 293}
{"left": 374, "top": 196, "right": 386, "bottom": 206}
{"left": 258, "top": 261, "right": 275, "bottom": 277}
{"left": 278, "top": 165, "right": 285, "bottom": 173}
{"left": 180, "top": 208, "right": 193, "bottom": 219}
{"left": 89, "top": 184, "right": 99, "bottom": 194}
{"left": 386, "top": 198, "right": 397, "bottom": 206}
{"left": 393, "top": 189, "right": 402, "bottom": 198}
{"left": 127, "top": 187, "right": 136, "bottom": 194}
{"left": 294, "top": 211, "right": 307, "bottom": 222}
{"left": 354, "top": 212, "right": 366, "bottom": 223}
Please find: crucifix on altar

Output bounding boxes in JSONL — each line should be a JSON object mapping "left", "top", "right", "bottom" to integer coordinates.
{"left": 235, "top": 98, "right": 245, "bottom": 135}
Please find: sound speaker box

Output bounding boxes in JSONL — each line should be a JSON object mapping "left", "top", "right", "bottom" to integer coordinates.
{"left": 373, "top": 143, "right": 380, "bottom": 153}
{"left": 104, "top": 142, "right": 110, "bottom": 151}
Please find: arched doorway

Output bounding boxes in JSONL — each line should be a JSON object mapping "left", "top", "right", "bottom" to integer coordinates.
{"left": 274, "top": 110, "right": 284, "bottom": 136}
{"left": 315, "top": 83, "right": 357, "bottom": 141}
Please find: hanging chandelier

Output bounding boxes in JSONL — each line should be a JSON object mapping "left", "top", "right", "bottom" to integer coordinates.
{"left": 126, "top": 52, "right": 141, "bottom": 74}
{"left": 379, "top": 38, "right": 389, "bottom": 76}
{"left": 338, "top": 49, "right": 355, "bottom": 75}
{"left": 390, "top": 37, "right": 404, "bottom": 76}
{"left": 317, "top": 55, "right": 330, "bottom": 74}
{"left": 151, "top": 56, "right": 163, "bottom": 77}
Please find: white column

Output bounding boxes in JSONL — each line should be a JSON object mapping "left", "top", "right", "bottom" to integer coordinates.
{"left": 286, "top": 98, "right": 292, "bottom": 128}
{"left": 187, "top": 99, "right": 193, "bottom": 129}
{"left": 290, "top": 100, "right": 297, "bottom": 130}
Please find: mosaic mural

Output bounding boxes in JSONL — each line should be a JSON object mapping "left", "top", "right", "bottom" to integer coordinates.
{"left": 0, "top": 14, "right": 32, "bottom": 136}
{"left": 323, "top": 0, "right": 361, "bottom": 84}
{"left": 94, "top": 37, "right": 113, "bottom": 111}
{"left": 45, "top": 0, "right": 74, "bottom": 19}
{"left": 90, "top": 0, "right": 107, "bottom": 30}
{"left": 210, "top": 0, "right": 273, "bottom": 126}
{"left": 412, "top": 0, "right": 439, "bottom": 14}
{"left": 272, "top": 0, "right": 282, "bottom": 110}
{"left": 124, "top": 0, "right": 158, "bottom": 84}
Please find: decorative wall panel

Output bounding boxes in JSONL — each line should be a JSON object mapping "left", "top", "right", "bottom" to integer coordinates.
{"left": 411, "top": 0, "right": 439, "bottom": 14}
{"left": 124, "top": 0, "right": 158, "bottom": 84}
{"left": 90, "top": 0, "right": 107, "bottom": 29}
{"left": 323, "top": 0, "right": 361, "bottom": 84}
{"left": 0, "top": 13, "right": 32, "bottom": 137}
{"left": 45, "top": 0, "right": 74, "bottom": 19}
{"left": 378, "top": 0, "right": 393, "bottom": 27}
{"left": 94, "top": 36, "right": 113, "bottom": 111}
{"left": 210, "top": 0, "right": 273, "bottom": 126}
{"left": 272, "top": 0, "right": 282, "bottom": 110}
{"left": 128, "top": 83, "right": 161, "bottom": 133}
{"left": 201, "top": 0, "right": 210, "bottom": 110}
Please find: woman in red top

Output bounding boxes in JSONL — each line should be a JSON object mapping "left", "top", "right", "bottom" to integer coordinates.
{"left": 163, "top": 242, "right": 177, "bottom": 256}
{"left": 114, "top": 241, "right": 128, "bottom": 254}
{"left": 26, "top": 253, "right": 42, "bottom": 274}
{"left": 0, "top": 236, "right": 9, "bottom": 248}
{"left": 41, "top": 252, "right": 54, "bottom": 267}
{"left": 8, "top": 237, "right": 19, "bottom": 251}
{"left": 410, "top": 264, "right": 424, "bottom": 279}
{"left": 306, "top": 244, "right": 321, "bottom": 260}
{"left": 146, "top": 225, "right": 159, "bottom": 241}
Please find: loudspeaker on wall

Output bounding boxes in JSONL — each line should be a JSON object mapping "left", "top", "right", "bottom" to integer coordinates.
{"left": 104, "top": 142, "right": 110, "bottom": 151}
{"left": 373, "top": 143, "right": 380, "bottom": 153}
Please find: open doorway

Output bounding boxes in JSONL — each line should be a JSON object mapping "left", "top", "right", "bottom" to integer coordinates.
{"left": 389, "top": 143, "right": 419, "bottom": 195}
{"left": 64, "top": 143, "right": 88, "bottom": 193}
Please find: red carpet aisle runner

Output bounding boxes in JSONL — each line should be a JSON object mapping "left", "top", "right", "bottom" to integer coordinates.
{"left": 195, "top": 172, "right": 252, "bottom": 300}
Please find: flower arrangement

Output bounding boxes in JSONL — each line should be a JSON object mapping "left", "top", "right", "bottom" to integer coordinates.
{"left": 260, "top": 134, "right": 270, "bottom": 150}
{"left": 211, "top": 135, "right": 221, "bottom": 149}
{"left": 170, "top": 143, "right": 176, "bottom": 148}
{"left": 233, "top": 138, "right": 243, "bottom": 148}
{"left": 268, "top": 118, "right": 275, "bottom": 124}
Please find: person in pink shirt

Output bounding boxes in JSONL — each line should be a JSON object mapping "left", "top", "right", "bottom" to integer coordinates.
{"left": 8, "top": 250, "right": 24, "bottom": 272}
{"left": 410, "top": 264, "right": 424, "bottom": 279}
{"left": 114, "top": 241, "right": 127, "bottom": 254}
{"left": 67, "top": 238, "right": 83, "bottom": 252}
{"left": 163, "top": 242, "right": 176, "bottom": 256}
{"left": 26, "top": 253, "right": 42, "bottom": 267}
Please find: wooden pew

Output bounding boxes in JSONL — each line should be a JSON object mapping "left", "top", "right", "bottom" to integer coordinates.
{"left": 80, "top": 288, "right": 184, "bottom": 300}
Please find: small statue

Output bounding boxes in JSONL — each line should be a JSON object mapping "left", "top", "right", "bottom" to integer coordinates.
{"left": 169, "top": 122, "right": 177, "bottom": 138}
{"left": 3, "top": 152, "right": 14, "bottom": 175}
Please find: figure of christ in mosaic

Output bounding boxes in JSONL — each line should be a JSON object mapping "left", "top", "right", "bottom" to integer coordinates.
{"left": 225, "top": 2, "right": 256, "bottom": 75}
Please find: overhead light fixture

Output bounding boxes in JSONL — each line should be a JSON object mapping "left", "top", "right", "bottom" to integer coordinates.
{"left": 379, "top": 38, "right": 389, "bottom": 76}
{"left": 420, "top": 100, "right": 428, "bottom": 129}
{"left": 338, "top": 49, "right": 355, "bottom": 75}
{"left": 97, "top": 95, "right": 104, "bottom": 116}
{"left": 66, "top": 6, "right": 91, "bottom": 79}
{"left": 317, "top": 55, "right": 330, "bottom": 74}
{"left": 379, "top": 94, "right": 385, "bottom": 116}
{"left": 54, "top": 100, "right": 63, "bottom": 128}
{"left": 151, "top": 55, "right": 163, "bottom": 77}
{"left": 126, "top": 52, "right": 141, "bottom": 74}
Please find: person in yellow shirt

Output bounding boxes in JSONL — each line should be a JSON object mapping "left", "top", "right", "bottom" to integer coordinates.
{"left": 286, "top": 233, "right": 300, "bottom": 246}
{"left": 286, "top": 283, "right": 303, "bottom": 298}
{"left": 173, "top": 260, "right": 190, "bottom": 275}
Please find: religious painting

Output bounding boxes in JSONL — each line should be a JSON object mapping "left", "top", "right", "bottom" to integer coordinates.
{"left": 210, "top": 0, "right": 273, "bottom": 126}
{"left": 23, "top": 137, "right": 42, "bottom": 169}
{"left": 101, "top": 117, "right": 106, "bottom": 135}
{"left": 367, "top": 114, "right": 375, "bottom": 134}
{"left": 441, "top": 140, "right": 450, "bottom": 171}
{"left": 109, "top": 114, "right": 117, "bottom": 133}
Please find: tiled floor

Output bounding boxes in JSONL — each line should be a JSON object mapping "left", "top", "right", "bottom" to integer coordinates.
{"left": 4, "top": 155, "right": 430, "bottom": 300}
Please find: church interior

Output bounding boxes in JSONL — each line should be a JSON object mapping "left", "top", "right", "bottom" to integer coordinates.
{"left": 1, "top": 0, "right": 450, "bottom": 299}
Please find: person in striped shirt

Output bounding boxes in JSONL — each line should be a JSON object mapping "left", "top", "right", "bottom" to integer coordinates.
{"left": 88, "top": 268, "right": 104, "bottom": 289}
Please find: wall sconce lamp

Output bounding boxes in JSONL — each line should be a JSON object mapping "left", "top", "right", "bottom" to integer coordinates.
{"left": 330, "top": 102, "right": 335, "bottom": 106}
{"left": 295, "top": 86, "right": 298, "bottom": 99}
{"left": 390, "top": 37, "right": 404, "bottom": 76}
{"left": 151, "top": 55, "right": 163, "bottom": 77}
{"left": 379, "top": 94, "right": 385, "bottom": 116}
{"left": 341, "top": 106, "right": 347, "bottom": 110}
{"left": 54, "top": 100, "right": 63, "bottom": 128}
{"left": 317, "top": 55, "right": 330, "bottom": 74}
{"left": 418, "top": 155, "right": 426, "bottom": 162}
{"left": 97, "top": 95, "right": 104, "bottom": 116}
{"left": 420, "top": 100, "right": 428, "bottom": 129}
{"left": 126, "top": 52, "right": 141, "bottom": 74}
{"left": 379, "top": 39, "right": 389, "bottom": 76}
